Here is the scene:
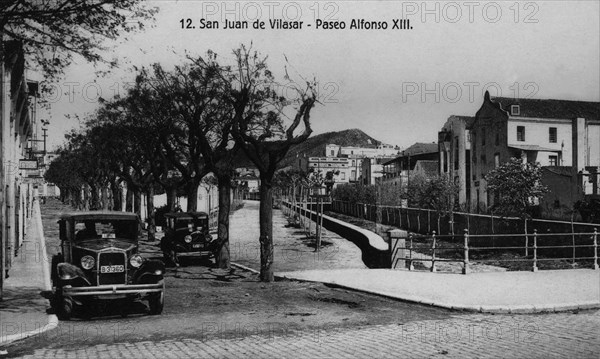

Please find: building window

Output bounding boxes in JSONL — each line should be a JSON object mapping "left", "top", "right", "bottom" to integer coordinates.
{"left": 481, "top": 128, "right": 486, "bottom": 146}
{"left": 511, "top": 105, "right": 520, "bottom": 116}
{"left": 549, "top": 127, "right": 557, "bottom": 143}
{"left": 481, "top": 154, "right": 486, "bottom": 166}
{"left": 549, "top": 155, "right": 558, "bottom": 166}
{"left": 517, "top": 126, "right": 525, "bottom": 141}
{"left": 454, "top": 137, "right": 459, "bottom": 171}
{"left": 351, "top": 160, "right": 355, "bottom": 166}
{"left": 341, "top": 172, "right": 345, "bottom": 180}
{"left": 494, "top": 153, "right": 500, "bottom": 168}
{"left": 443, "top": 151, "right": 448, "bottom": 173}
{"left": 330, "top": 150, "right": 334, "bottom": 156}
{"left": 351, "top": 170, "right": 356, "bottom": 181}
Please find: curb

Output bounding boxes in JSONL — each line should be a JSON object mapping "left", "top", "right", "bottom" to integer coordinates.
{"left": 231, "top": 262, "right": 260, "bottom": 275}
{"left": 1, "top": 199, "right": 58, "bottom": 347}
{"left": 275, "top": 273, "right": 600, "bottom": 314}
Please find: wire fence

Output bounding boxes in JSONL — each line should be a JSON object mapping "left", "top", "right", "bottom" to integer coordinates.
{"left": 331, "top": 200, "right": 599, "bottom": 237}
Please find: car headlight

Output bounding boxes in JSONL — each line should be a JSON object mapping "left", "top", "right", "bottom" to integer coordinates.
{"left": 184, "top": 235, "right": 192, "bottom": 243}
{"left": 81, "top": 255, "right": 95, "bottom": 270}
{"left": 129, "top": 254, "right": 144, "bottom": 268}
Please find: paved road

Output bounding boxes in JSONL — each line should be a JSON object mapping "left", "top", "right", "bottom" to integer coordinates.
{"left": 13, "top": 310, "right": 600, "bottom": 358}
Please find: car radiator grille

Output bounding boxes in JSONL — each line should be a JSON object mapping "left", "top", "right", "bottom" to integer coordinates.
{"left": 98, "top": 252, "right": 127, "bottom": 285}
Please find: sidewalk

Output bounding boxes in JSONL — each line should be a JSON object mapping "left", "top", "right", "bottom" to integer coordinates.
{"left": 0, "top": 200, "right": 57, "bottom": 347}
{"left": 277, "top": 268, "right": 600, "bottom": 313}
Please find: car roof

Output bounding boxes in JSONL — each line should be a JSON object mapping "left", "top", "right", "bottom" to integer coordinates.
{"left": 164, "top": 212, "right": 209, "bottom": 219}
{"left": 59, "top": 211, "right": 140, "bottom": 221}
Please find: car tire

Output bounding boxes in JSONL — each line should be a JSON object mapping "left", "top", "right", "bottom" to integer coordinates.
{"left": 50, "top": 254, "right": 63, "bottom": 287}
{"left": 58, "top": 297, "right": 73, "bottom": 321}
{"left": 148, "top": 291, "right": 164, "bottom": 315}
{"left": 50, "top": 290, "right": 62, "bottom": 314}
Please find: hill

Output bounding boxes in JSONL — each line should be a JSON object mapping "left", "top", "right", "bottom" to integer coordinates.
{"left": 233, "top": 128, "right": 385, "bottom": 169}
{"left": 281, "top": 128, "right": 383, "bottom": 167}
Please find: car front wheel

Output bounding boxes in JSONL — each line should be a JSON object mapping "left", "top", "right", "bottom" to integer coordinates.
{"left": 57, "top": 297, "right": 73, "bottom": 321}
{"left": 148, "top": 291, "right": 164, "bottom": 315}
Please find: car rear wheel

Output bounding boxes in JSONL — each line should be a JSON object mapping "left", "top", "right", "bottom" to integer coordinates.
{"left": 148, "top": 291, "right": 164, "bottom": 315}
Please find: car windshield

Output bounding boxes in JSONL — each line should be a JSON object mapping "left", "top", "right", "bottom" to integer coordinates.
{"left": 175, "top": 218, "right": 205, "bottom": 231}
{"left": 75, "top": 220, "right": 138, "bottom": 241}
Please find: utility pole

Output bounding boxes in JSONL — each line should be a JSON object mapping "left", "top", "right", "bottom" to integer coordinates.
{"left": 42, "top": 127, "right": 48, "bottom": 154}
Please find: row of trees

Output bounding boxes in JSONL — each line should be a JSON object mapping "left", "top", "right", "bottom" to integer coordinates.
{"left": 330, "top": 158, "right": 548, "bottom": 220}
{"left": 332, "top": 174, "right": 459, "bottom": 214}
{"left": 46, "top": 46, "right": 318, "bottom": 281}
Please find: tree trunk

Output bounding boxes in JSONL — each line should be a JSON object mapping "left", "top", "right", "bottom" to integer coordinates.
{"left": 186, "top": 180, "right": 200, "bottom": 212}
{"left": 90, "top": 184, "right": 100, "bottom": 210}
{"left": 111, "top": 180, "right": 122, "bottom": 212}
{"left": 101, "top": 185, "right": 109, "bottom": 210}
{"left": 166, "top": 186, "right": 178, "bottom": 212}
{"left": 215, "top": 178, "right": 231, "bottom": 269}
{"left": 259, "top": 180, "right": 274, "bottom": 282}
{"left": 83, "top": 184, "right": 90, "bottom": 210}
{"left": 126, "top": 186, "right": 133, "bottom": 212}
{"left": 146, "top": 187, "right": 155, "bottom": 242}
{"left": 134, "top": 190, "right": 142, "bottom": 217}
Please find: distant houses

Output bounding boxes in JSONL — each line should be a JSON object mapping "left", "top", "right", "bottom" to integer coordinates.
{"left": 291, "top": 91, "right": 599, "bottom": 221}
{"left": 296, "top": 143, "right": 400, "bottom": 187}
{"left": 379, "top": 143, "right": 439, "bottom": 187}
{"left": 437, "top": 91, "right": 599, "bottom": 217}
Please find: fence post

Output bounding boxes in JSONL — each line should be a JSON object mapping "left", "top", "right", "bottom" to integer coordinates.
{"left": 431, "top": 231, "right": 437, "bottom": 272}
{"left": 388, "top": 229, "right": 405, "bottom": 269}
{"left": 593, "top": 228, "right": 598, "bottom": 270}
{"left": 463, "top": 229, "right": 470, "bottom": 274}
{"left": 408, "top": 234, "right": 414, "bottom": 270}
{"left": 532, "top": 229, "right": 538, "bottom": 272}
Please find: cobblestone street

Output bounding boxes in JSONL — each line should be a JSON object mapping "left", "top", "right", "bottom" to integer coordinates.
{"left": 14, "top": 310, "right": 600, "bottom": 358}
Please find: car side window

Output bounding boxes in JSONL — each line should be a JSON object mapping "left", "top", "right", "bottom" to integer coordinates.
{"left": 75, "top": 221, "right": 99, "bottom": 240}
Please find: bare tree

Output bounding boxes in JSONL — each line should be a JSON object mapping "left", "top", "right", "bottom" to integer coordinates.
{"left": 229, "top": 46, "right": 318, "bottom": 282}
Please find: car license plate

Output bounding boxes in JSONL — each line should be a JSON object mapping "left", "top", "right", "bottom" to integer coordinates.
{"left": 100, "top": 265, "right": 124, "bottom": 273}
{"left": 192, "top": 244, "right": 203, "bottom": 249}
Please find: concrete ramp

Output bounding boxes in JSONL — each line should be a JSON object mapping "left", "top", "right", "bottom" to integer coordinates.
{"left": 285, "top": 202, "right": 391, "bottom": 268}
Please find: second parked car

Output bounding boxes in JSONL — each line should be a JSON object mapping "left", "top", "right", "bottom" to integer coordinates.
{"left": 160, "top": 212, "right": 215, "bottom": 266}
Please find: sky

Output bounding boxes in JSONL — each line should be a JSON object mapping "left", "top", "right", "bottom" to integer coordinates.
{"left": 36, "top": 0, "right": 600, "bottom": 151}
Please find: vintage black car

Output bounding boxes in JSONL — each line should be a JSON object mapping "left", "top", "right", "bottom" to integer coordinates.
{"left": 160, "top": 212, "right": 215, "bottom": 265}
{"left": 50, "top": 212, "right": 165, "bottom": 320}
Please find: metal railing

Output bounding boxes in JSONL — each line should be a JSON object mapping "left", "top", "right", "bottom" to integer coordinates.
{"left": 332, "top": 200, "right": 599, "bottom": 237}
{"left": 390, "top": 229, "right": 599, "bottom": 273}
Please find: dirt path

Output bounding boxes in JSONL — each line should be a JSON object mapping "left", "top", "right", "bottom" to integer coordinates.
{"left": 230, "top": 200, "right": 367, "bottom": 271}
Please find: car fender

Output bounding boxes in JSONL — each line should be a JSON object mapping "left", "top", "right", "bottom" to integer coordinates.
{"left": 57, "top": 262, "right": 91, "bottom": 287}
{"left": 174, "top": 244, "right": 189, "bottom": 253}
{"left": 133, "top": 259, "right": 166, "bottom": 284}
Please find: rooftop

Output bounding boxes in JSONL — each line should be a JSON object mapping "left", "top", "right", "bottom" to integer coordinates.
{"left": 414, "top": 160, "right": 439, "bottom": 177}
{"left": 491, "top": 95, "right": 600, "bottom": 121}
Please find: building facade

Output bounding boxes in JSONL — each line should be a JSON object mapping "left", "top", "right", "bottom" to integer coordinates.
{"left": 438, "top": 116, "right": 474, "bottom": 209}
{"left": 380, "top": 142, "right": 439, "bottom": 187}
{"left": 361, "top": 157, "right": 394, "bottom": 185}
{"left": 325, "top": 143, "right": 400, "bottom": 183}
{"left": 298, "top": 155, "right": 351, "bottom": 186}
{"left": 469, "top": 91, "right": 600, "bottom": 212}
{"left": 1, "top": 41, "right": 36, "bottom": 298}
